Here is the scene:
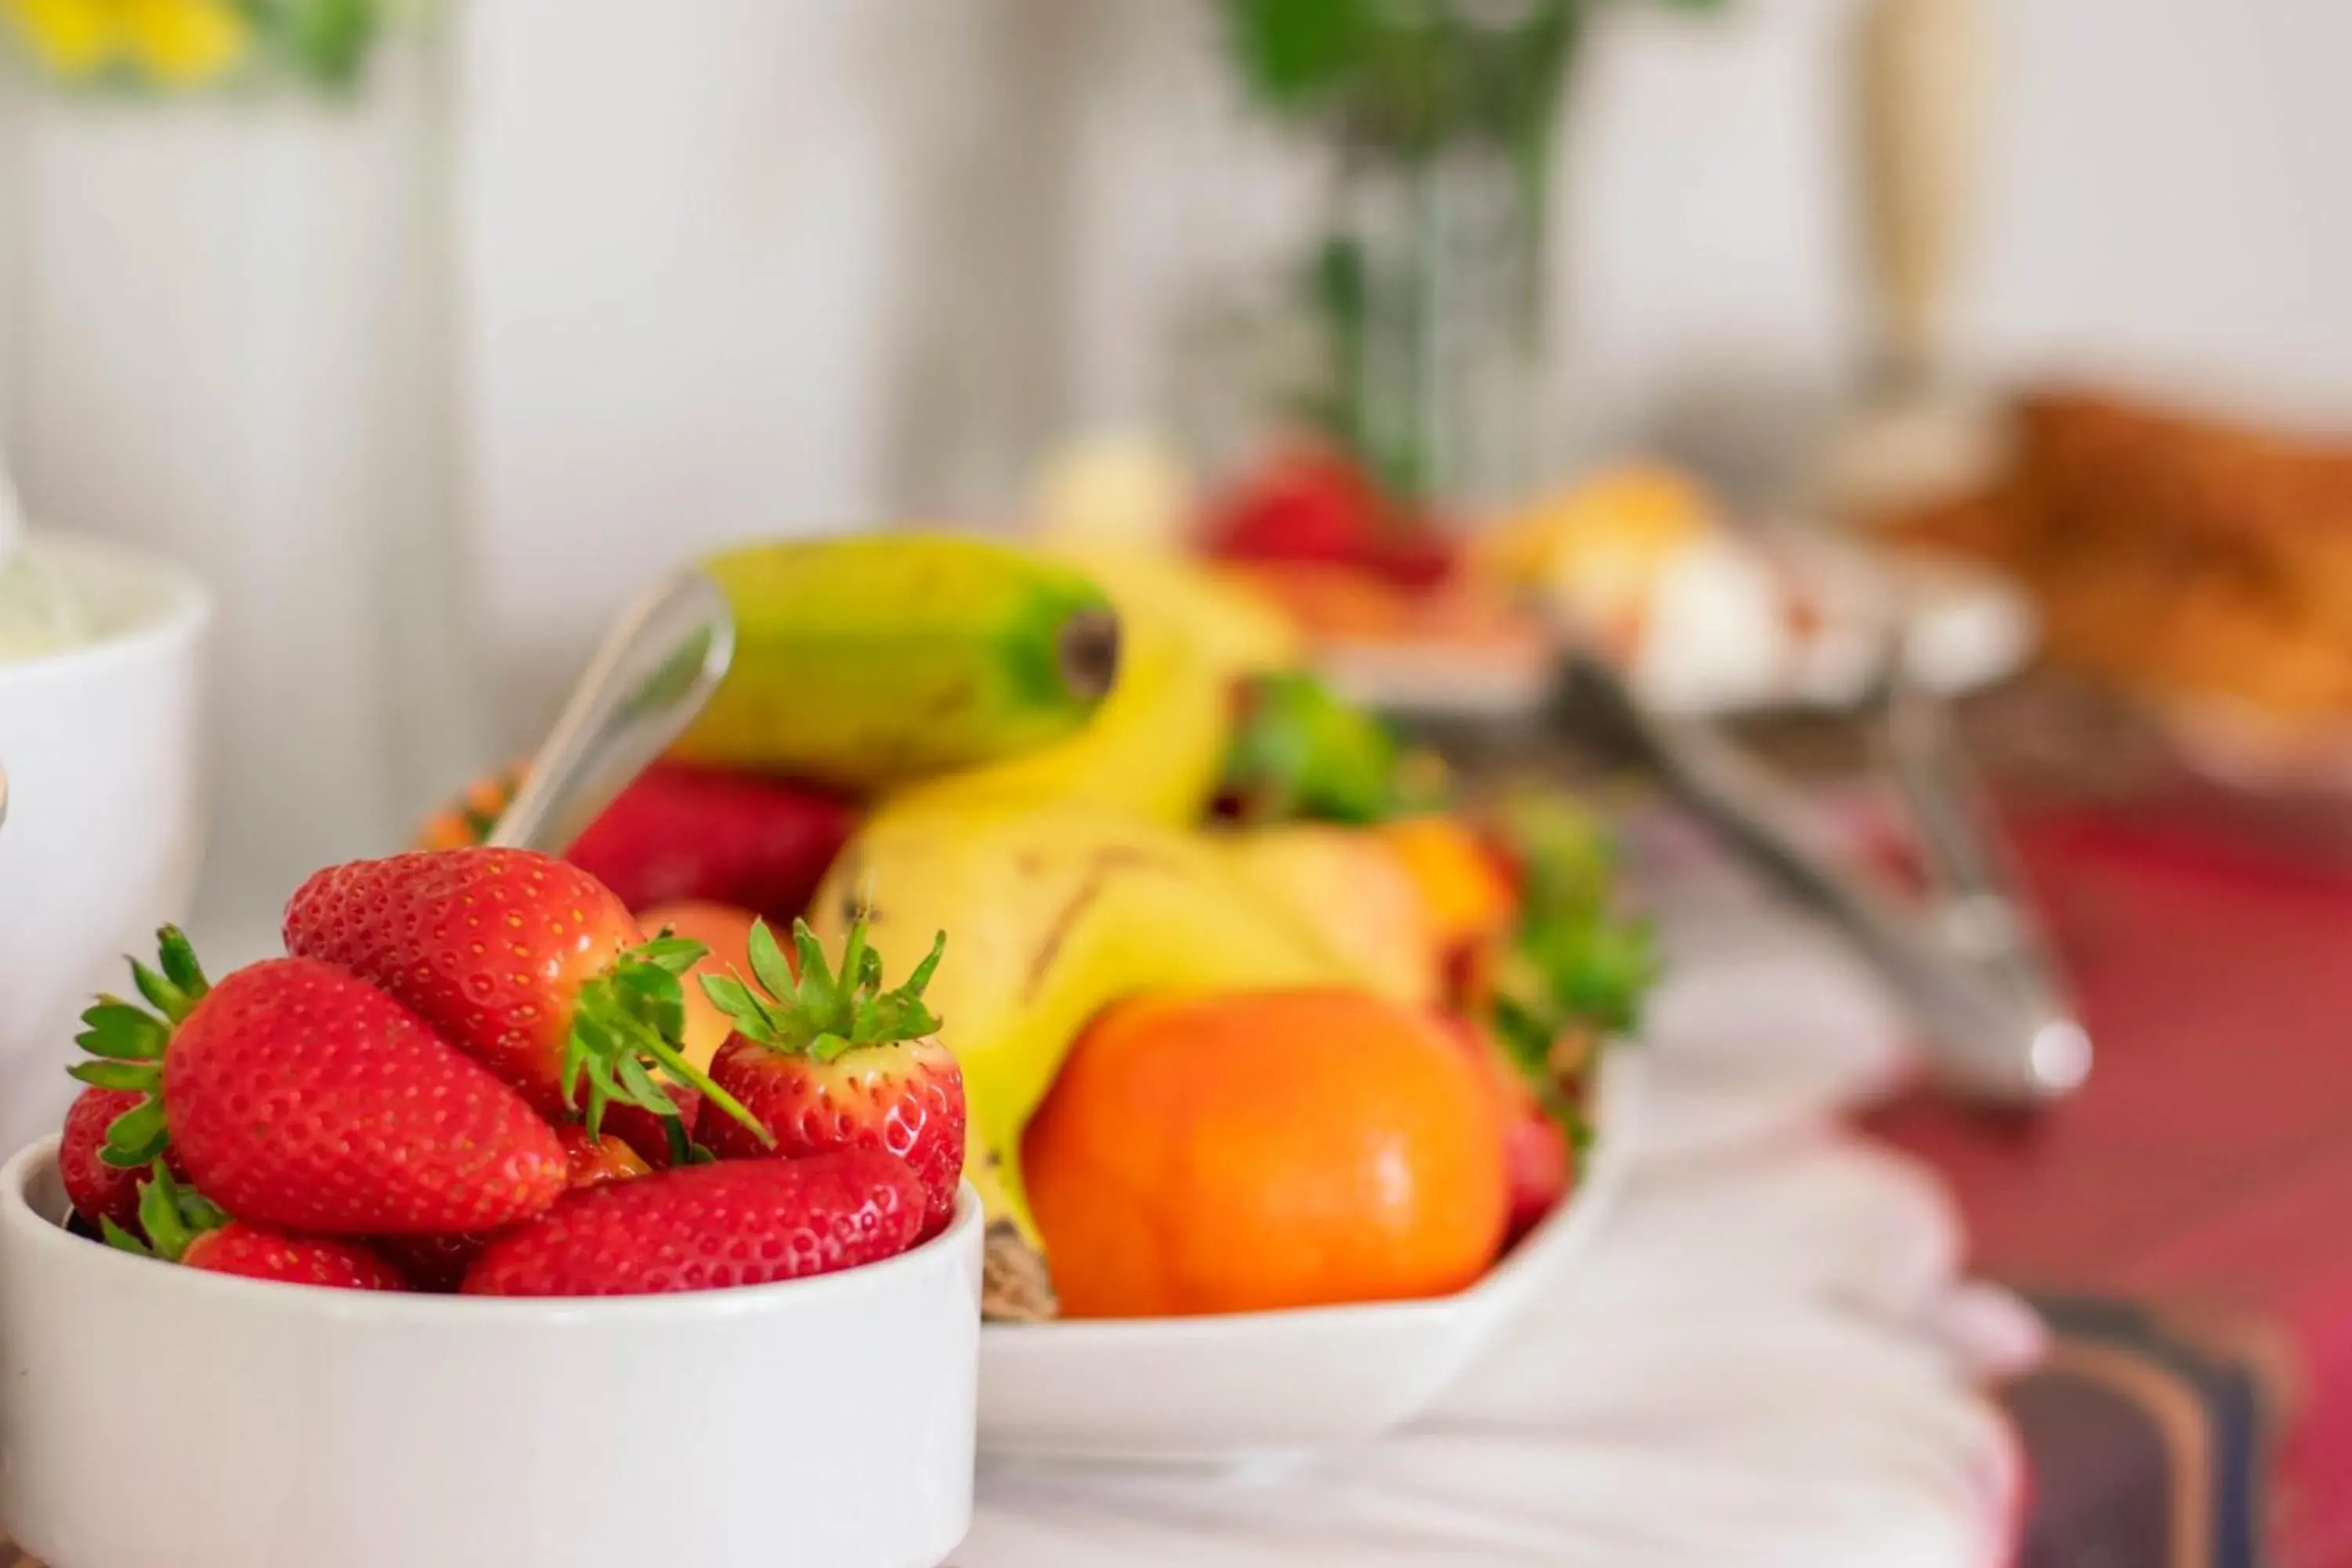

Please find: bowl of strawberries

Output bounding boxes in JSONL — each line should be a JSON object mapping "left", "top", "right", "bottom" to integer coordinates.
{"left": 0, "top": 847, "right": 982, "bottom": 1568}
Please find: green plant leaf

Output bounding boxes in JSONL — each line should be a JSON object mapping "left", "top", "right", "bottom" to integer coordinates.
{"left": 746, "top": 919, "right": 799, "bottom": 1009}
{"left": 790, "top": 920, "right": 837, "bottom": 1016}
{"left": 698, "top": 972, "right": 770, "bottom": 1031}
{"left": 74, "top": 1000, "right": 169, "bottom": 1061}
{"left": 129, "top": 960, "right": 187, "bottom": 1025}
{"left": 724, "top": 915, "right": 946, "bottom": 1062}
{"left": 1221, "top": 670, "right": 1403, "bottom": 826}
{"left": 155, "top": 926, "right": 209, "bottom": 1002}
{"left": 68, "top": 1061, "right": 162, "bottom": 1093}
{"left": 614, "top": 1054, "right": 673, "bottom": 1120}
{"left": 100, "top": 1100, "right": 170, "bottom": 1170}
{"left": 1220, "top": 0, "right": 1377, "bottom": 118}
{"left": 633, "top": 935, "right": 707, "bottom": 977}
{"left": 245, "top": 0, "right": 381, "bottom": 91}
{"left": 100, "top": 1217, "right": 153, "bottom": 1258}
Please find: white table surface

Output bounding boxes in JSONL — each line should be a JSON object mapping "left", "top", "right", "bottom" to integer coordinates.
{"left": 189, "top": 833, "right": 2033, "bottom": 1567}
{"left": 955, "top": 871, "right": 2032, "bottom": 1568}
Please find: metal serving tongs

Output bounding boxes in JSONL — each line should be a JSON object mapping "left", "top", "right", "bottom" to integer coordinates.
{"left": 1872, "top": 619, "right": 2089, "bottom": 1098}
{"left": 1558, "top": 634, "right": 2089, "bottom": 1105}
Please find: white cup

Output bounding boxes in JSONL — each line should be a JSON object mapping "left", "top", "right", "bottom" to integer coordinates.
{"left": 0, "top": 531, "right": 209, "bottom": 1162}
{"left": 0, "top": 1142, "right": 983, "bottom": 1568}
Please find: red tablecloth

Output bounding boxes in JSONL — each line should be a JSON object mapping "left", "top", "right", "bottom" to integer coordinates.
{"left": 1871, "top": 810, "right": 2352, "bottom": 1566}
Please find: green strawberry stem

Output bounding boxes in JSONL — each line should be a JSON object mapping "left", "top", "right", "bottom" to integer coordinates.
{"left": 1483, "top": 793, "right": 1658, "bottom": 1145}
{"left": 71, "top": 927, "right": 210, "bottom": 1170}
{"left": 563, "top": 935, "right": 771, "bottom": 1145}
{"left": 102, "top": 1161, "right": 227, "bottom": 1262}
{"left": 700, "top": 914, "right": 945, "bottom": 1063}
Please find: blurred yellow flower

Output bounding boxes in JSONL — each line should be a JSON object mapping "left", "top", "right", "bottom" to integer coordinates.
{"left": 5, "top": 0, "right": 251, "bottom": 88}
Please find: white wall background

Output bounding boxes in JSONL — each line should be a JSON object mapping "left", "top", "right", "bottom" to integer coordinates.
{"left": 9, "top": 0, "right": 2352, "bottom": 925}
{"left": 448, "top": 0, "right": 2352, "bottom": 729}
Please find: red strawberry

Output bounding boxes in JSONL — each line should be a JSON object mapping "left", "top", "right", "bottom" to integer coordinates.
{"left": 281, "top": 847, "right": 759, "bottom": 1143}
{"left": 1209, "top": 448, "right": 1387, "bottom": 568}
{"left": 374, "top": 1121, "right": 649, "bottom": 1291}
{"left": 1439, "top": 1015, "right": 1574, "bottom": 1242}
{"left": 371, "top": 1232, "right": 488, "bottom": 1294}
{"left": 64, "top": 927, "right": 217, "bottom": 1174}
{"left": 1501, "top": 1103, "right": 1573, "bottom": 1242}
{"left": 57, "top": 1085, "right": 178, "bottom": 1232}
{"left": 602, "top": 1087, "right": 703, "bottom": 1170}
{"left": 555, "top": 1120, "right": 652, "bottom": 1190}
{"left": 462, "top": 1148, "right": 925, "bottom": 1298}
{"left": 106, "top": 1164, "right": 409, "bottom": 1292}
{"left": 74, "top": 932, "right": 570, "bottom": 1237}
{"left": 1209, "top": 447, "right": 1458, "bottom": 589}
{"left": 183, "top": 1227, "right": 414, "bottom": 1290}
{"left": 416, "top": 763, "right": 855, "bottom": 930}
{"left": 1358, "top": 528, "right": 1459, "bottom": 591}
{"left": 698, "top": 916, "right": 965, "bottom": 1237}
{"left": 565, "top": 764, "right": 856, "bottom": 927}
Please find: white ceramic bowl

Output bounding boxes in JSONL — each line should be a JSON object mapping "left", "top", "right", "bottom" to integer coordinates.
{"left": 0, "top": 531, "right": 209, "bottom": 1162}
{"left": 977, "top": 1050, "right": 1641, "bottom": 1465}
{"left": 0, "top": 1144, "right": 983, "bottom": 1568}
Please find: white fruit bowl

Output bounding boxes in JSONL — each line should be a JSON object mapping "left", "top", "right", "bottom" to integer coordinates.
{"left": 978, "top": 1049, "right": 1641, "bottom": 1465}
{"left": 0, "top": 1142, "right": 984, "bottom": 1568}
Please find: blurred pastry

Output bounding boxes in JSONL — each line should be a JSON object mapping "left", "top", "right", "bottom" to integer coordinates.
{"left": 1884, "top": 388, "right": 2352, "bottom": 724}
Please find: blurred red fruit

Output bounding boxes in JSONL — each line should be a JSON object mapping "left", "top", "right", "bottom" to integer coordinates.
{"left": 568, "top": 764, "right": 855, "bottom": 927}
{"left": 1208, "top": 449, "right": 1381, "bottom": 569}
{"left": 1436, "top": 1014, "right": 1573, "bottom": 1242}
{"left": 1208, "top": 448, "right": 1457, "bottom": 590}
{"left": 1501, "top": 1103, "right": 1573, "bottom": 1243}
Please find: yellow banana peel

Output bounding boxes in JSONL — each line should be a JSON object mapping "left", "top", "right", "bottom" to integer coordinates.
{"left": 1042, "top": 543, "right": 1302, "bottom": 677}
{"left": 880, "top": 593, "right": 1234, "bottom": 829}
{"left": 811, "top": 805, "right": 1359, "bottom": 1242}
{"left": 1221, "top": 825, "right": 1440, "bottom": 1010}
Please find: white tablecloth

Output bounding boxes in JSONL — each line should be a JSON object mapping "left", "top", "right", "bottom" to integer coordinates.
{"left": 958, "top": 877, "right": 2032, "bottom": 1568}
{"left": 190, "top": 833, "right": 2033, "bottom": 1565}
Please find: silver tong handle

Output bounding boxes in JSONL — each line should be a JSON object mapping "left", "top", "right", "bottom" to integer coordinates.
{"left": 1564, "top": 654, "right": 2089, "bottom": 1104}
{"left": 1879, "top": 663, "right": 2073, "bottom": 1019}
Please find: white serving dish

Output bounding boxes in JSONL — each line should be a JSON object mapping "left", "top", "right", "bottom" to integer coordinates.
{"left": 977, "top": 1051, "right": 1642, "bottom": 1465}
{"left": 0, "top": 1143, "right": 984, "bottom": 1568}
{"left": 1320, "top": 539, "right": 2032, "bottom": 723}
{"left": 0, "top": 531, "right": 210, "bottom": 1162}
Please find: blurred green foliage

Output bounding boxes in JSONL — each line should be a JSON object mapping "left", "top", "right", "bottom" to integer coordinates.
{"left": 241, "top": 0, "right": 383, "bottom": 91}
{"left": 1222, "top": 0, "right": 1726, "bottom": 503}
{"left": 1486, "top": 790, "right": 1658, "bottom": 1088}
{"left": 1220, "top": 670, "right": 1410, "bottom": 825}
{"left": 1221, "top": 0, "right": 1726, "bottom": 154}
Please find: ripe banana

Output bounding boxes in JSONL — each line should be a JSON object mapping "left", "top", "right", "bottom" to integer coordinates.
{"left": 672, "top": 534, "right": 1120, "bottom": 790}
{"left": 1040, "top": 543, "right": 1301, "bottom": 679}
{"left": 1221, "top": 825, "right": 1439, "bottom": 1010}
{"left": 808, "top": 805, "right": 1360, "bottom": 1246}
{"left": 880, "top": 589, "right": 1235, "bottom": 828}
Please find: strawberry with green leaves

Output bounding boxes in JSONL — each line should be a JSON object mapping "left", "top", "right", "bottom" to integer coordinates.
{"left": 57, "top": 1084, "right": 180, "bottom": 1232}
{"left": 462, "top": 1147, "right": 926, "bottom": 1298}
{"left": 601, "top": 1086, "right": 703, "bottom": 1170}
{"left": 68, "top": 926, "right": 214, "bottom": 1169}
{"left": 699, "top": 917, "right": 966, "bottom": 1237}
{"left": 281, "top": 847, "right": 764, "bottom": 1144}
{"left": 107, "top": 1163, "right": 412, "bottom": 1292}
{"left": 74, "top": 932, "right": 570, "bottom": 1237}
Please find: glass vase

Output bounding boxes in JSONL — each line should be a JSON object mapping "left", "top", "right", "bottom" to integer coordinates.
{"left": 1319, "top": 129, "right": 1548, "bottom": 514}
